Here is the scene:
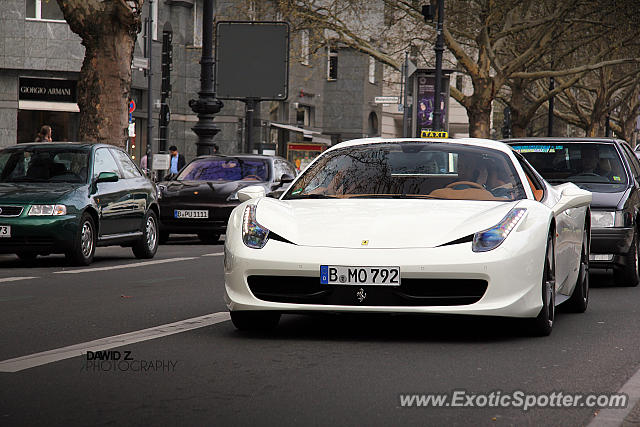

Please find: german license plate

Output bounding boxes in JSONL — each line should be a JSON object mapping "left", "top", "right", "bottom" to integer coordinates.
{"left": 0, "top": 226, "right": 10, "bottom": 237}
{"left": 320, "top": 265, "right": 400, "bottom": 286}
{"left": 174, "top": 209, "right": 208, "bottom": 219}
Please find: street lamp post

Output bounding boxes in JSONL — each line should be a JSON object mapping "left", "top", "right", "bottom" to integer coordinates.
{"left": 432, "top": 0, "right": 445, "bottom": 132}
{"left": 189, "top": 0, "right": 223, "bottom": 156}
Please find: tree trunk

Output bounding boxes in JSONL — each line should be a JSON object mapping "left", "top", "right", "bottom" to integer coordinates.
{"left": 77, "top": 31, "right": 135, "bottom": 146}
{"left": 467, "top": 105, "right": 492, "bottom": 138}
{"left": 57, "top": 0, "right": 142, "bottom": 147}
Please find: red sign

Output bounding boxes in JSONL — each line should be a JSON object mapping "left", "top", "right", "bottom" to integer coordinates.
{"left": 128, "top": 100, "right": 136, "bottom": 113}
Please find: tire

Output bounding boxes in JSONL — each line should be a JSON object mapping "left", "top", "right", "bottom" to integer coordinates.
{"left": 566, "top": 227, "right": 589, "bottom": 313}
{"left": 230, "top": 311, "right": 281, "bottom": 331}
{"left": 529, "top": 233, "right": 556, "bottom": 336}
{"left": 65, "top": 213, "right": 96, "bottom": 266}
{"left": 16, "top": 252, "right": 37, "bottom": 261}
{"left": 614, "top": 230, "right": 640, "bottom": 287}
{"left": 198, "top": 231, "right": 220, "bottom": 244}
{"left": 132, "top": 210, "right": 159, "bottom": 259}
{"left": 159, "top": 230, "right": 170, "bottom": 245}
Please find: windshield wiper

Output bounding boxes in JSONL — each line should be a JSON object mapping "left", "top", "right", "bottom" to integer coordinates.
{"left": 288, "top": 193, "right": 337, "bottom": 199}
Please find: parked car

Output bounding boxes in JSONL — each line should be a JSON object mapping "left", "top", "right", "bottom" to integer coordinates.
{"left": 157, "top": 154, "right": 296, "bottom": 244}
{"left": 508, "top": 137, "right": 640, "bottom": 286}
{"left": 0, "top": 143, "right": 159, "bottom": 265}
{"left": 224, "top": 137, "right": 592, "bottom": 336}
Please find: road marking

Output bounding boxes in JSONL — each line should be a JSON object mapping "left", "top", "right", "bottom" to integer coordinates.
{"left": 588, "top": 363, "right": 640, "bottom": 426}
{"left": 202, "top": 252, "right": 224, "bottom": 257}
{"left": 0, "top": 312, "right": 230, "bottom": 373}
{"left": 0, "top": 276, "right": 38, "bottom": 283}
{"left": 53, "top": 257, "right": 198, "bottom": 274}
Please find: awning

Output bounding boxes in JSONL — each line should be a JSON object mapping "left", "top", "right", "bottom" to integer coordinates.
{"left": 311, "top": 134, "right": 332, "bottom": 144}
{"left": 18, "top": 100, "right": 79, "bottom": 113}
{"left": 271, "top": 122, "right": 320, "bottom": 138}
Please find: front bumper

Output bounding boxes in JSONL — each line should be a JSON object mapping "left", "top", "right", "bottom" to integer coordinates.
{"left": 224, "top": 236, "right": 548, "bottom": 319}
{"left": 0, "top": 214, "right": 78, "bottom": 254}
{"left": 590, "top": 227, "right": 634, "bottom": 266}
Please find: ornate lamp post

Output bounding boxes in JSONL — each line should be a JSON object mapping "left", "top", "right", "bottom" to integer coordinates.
{"left": 189, "top": 0, "right": 223, "bottom": 156}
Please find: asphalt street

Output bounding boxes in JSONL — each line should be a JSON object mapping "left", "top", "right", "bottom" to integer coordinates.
{"left": 1, "top": 236, "right": 640, "bottom": 426}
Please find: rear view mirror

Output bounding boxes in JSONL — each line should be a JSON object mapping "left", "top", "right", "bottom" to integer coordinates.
{"left": 280, "top": 173, "right": 294, "bottom": 183}
{"left": 95, "top": 171, "right": 119, "bottom": 183}
{"left": 552, "top": 185, "right": 591, "bottom": 215}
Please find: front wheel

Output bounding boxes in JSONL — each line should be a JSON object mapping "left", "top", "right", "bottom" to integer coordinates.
{"left": 529, "top": 233, "right": 555, "bottom": 336}
{"left": 614, "top": 230, "right": 640, "bottom": 287}
{"left": 230, "top": 311, "right": 281, "bottom": 331}
{"left": 65, "top": 213, "right": 96, "bottom": 266}
{"left": 132, "top": 211, "right": 159, "bottom": 259}
{"left": 566, "top": 227, "right": 589, "bottom": 313}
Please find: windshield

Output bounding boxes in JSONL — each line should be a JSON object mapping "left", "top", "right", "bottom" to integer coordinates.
{"left": 511, "top": 143, "right": 627, "bottom": 185}
{"left": 0, "top": 147, "right": 89, "bottom": 183}
{"left": 177, "top": 157, "right": 269, "bottom": 182}
{"left": 283, "top": 143, "right": 527, "bottom": 201}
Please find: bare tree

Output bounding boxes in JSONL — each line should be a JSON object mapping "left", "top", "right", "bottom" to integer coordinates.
{"left": 56, "top": 0, "right": 143, "bottom": 147}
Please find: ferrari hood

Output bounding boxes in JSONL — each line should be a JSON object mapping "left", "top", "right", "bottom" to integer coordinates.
{"left": 255, "top": 198, "right": 520, "bottom": 248}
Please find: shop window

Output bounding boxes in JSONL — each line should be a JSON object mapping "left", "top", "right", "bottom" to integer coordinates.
{"left": 26, "top": 0, "right": 65, "bottom": 21}
{"left": 296, "top": 105, "right": 312, "bottom": 127}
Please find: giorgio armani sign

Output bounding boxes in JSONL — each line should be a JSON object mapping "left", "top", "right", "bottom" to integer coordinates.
{"left": 19, "top": 78, "right": 77, "bottom": 103}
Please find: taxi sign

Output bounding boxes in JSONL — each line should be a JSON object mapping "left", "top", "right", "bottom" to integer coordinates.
{"left": 421, "top": 130, "right": 448, "bottom": 138}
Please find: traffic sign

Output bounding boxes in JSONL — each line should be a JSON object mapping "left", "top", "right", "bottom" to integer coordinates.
{"left": 128, "top": 100, "right": 136, "bottom": 113}
{"left": 374, "top": 96, "right": 400, "bottom": 104}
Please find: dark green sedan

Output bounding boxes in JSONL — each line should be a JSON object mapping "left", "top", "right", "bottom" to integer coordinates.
{"left": 0, "top": 143, "right": 159, "bottom": 265}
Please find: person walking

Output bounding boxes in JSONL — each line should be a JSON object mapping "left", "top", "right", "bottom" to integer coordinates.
{"left": 35, "top": 125, "right": 52, "bottom": 142}
{"left": 168, "top": 145, "right": 185, "bottom": 178}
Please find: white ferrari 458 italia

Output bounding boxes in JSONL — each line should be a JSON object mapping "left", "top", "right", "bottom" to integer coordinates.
{"left": 224, "top": 137, "right": 592, "bottom": 336}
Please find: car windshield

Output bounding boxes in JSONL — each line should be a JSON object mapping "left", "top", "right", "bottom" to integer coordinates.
{"left": 283, "top": 142, "right": 527, "bottom": 201}
{"left": 510, "top": 143, "right": 627, "bottom": 185}
{"left": 177, "top": 157, "right": 269, "bottom": 182}
{"left": 0, "top": 147, "right": 89, "bottom": 183}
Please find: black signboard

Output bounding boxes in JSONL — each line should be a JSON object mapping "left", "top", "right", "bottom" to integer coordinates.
{"left": 19, "top": 78, "right": 77, "bottom": 103}
{"left": 215, "top": 21, "right": 289, "bottom": 100}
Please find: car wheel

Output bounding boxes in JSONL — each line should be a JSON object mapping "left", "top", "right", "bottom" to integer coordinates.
{"left": 565, "top": 227, "right": 589, "bottom": 313}
{"left": 66, "top": 213, "right": 96, "bottom": 266}
{"left": 529, "top": 232, "right": 555, "bottom": 336}
{"left": 230, "top": 311, "right": 281, "bottom": 331}
{"left": 159, "top": 230, "right": 170, "bottom": 245}
{"left": 16, "top": 252, "right": 37, "bottom": 261}
{"left": 132, "top": 210, "right": 159, "bottom": 259}
{"left": 198, "top": 231, "right": 220, "bottom": 244}
{"left": 614, "top": 230, "right": 640, "bottom": 287}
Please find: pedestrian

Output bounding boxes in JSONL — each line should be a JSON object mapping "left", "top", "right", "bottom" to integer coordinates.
{"left": 35, "top": 125, "right": 52, "bottom": 142}
{"left": 140, "top": 154, "right": 148, "bottom": 170}
{"left": 168, "top": 145, "right": 185, "bottom": 178}
{"left": 213, "top": 143, "right": 219, "bottom": 154}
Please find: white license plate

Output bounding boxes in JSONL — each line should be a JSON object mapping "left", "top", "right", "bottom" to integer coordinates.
{"left": 0, "top": 226, "right": 10, "bottom": 237}
{"left": 320, "top": 265, "right": 400, "bottom": 286}
{"left": 174, "top": 209, "right": 208, "bottom": 219}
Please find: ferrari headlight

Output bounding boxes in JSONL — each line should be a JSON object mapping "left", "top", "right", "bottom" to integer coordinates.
{"left": 28, "top": 204, "right": 67, "bottom": 216}
{"left": 472, "top": 208, "right": 526, "bottom": 252}
{"left": 242, "top": 204, "right": 269, "bottom": 248}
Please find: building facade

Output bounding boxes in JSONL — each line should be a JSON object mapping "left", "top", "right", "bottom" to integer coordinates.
{"left": 0, "top": 0, "right": 385, "bottom": 170}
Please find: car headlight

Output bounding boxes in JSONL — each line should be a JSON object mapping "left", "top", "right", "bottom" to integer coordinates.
{"left": 472, "top": 208, "right": 526, "bottom": 252}
{"left": 590, "top": 210, "right": 630, "bottom": 228}
{"left": 227, "top": 191, "right": 239, "bottom": 201}
{"left": 156, "top": 184, "right": 166, "bottom": 200}
{"left": 242, "top": 204, "right": 269, "bottom": 248}
{"left": 28, "top": 204, "right": 67, "bottom": 216}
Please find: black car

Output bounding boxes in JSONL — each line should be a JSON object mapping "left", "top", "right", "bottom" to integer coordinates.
{"left": 507, "top": 137, "right": 640, "bottom": 286}
{"left": 0, "top": 143, "right": 159, "bottom": 265}
{"left": 157, "top": 154, "right": 296, "bottom": 244}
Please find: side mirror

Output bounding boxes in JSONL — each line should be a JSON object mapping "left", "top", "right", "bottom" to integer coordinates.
{"left": 95, "top": 171, "right": 119, "bottom": 183}
{"left": 552, "top": 185, "right": 592, "bottom": 215}
{"left": 237, "top": 185, "right": 266, "bottom": 202}
{"left": 280, "top": 173, "right": 295, "bottom": 184}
